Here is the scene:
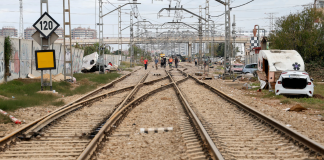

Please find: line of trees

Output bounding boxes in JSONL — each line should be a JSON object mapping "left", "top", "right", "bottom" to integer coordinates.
{"left": 269, "top": 7, "right": 324, "bottom": 64}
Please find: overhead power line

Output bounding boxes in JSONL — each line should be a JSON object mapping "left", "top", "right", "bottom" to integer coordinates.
{"left": 231, "top": 0, "right": 255, "bottom": 9}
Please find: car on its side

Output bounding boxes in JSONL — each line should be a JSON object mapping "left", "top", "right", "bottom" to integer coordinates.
{"left": 242, "top": 63, "right": 258, "bottom": 74}
{"left": 230, "top": 64, "right": 244, "bottom": 73}
{"left": 275, "top": 71, "right": 314, "bottom": 97}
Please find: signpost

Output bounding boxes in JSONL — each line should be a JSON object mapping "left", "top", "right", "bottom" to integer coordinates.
{"left": 32, "top": 0, "right": 60, "bottom": 91}
{"left": 32, "top": 12, "right": 60, "bottom": 39}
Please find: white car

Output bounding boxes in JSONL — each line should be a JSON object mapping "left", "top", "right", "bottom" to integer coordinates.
{"left": 275, "top": 71, "right": 314, "bottom": 97}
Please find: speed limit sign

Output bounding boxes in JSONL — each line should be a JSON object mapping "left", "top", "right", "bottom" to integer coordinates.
{"left": 33, "top": 12, "right": 60, "bottom": 38}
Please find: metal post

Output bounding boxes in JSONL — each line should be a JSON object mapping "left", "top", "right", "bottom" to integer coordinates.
{"left": 130, "top": 11, "right": 134, "bottom": 67}
{"left": 118, "top": 5, "right": 122, "bottom": 55}
{"left": 98, "top": 0, "right": 103, "bottom": 73}
{"left": 205, "top": 0, "right": 209, "bottom": 57}
{"left": 198, "top": 18, "right": 203, "bottom": 68}
{"left": 40, "top": 0, "right": 51, "bottom": 91}
{"left": 224, "top": 0, "right": 231, "bottom": 79}
{"left": 232, "top": 15, "right": 236, "bottom": 59}
{"left": 63, "top": 0, "right": 73, "bottom": 80}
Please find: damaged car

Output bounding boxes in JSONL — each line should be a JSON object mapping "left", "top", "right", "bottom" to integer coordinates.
{"left": 275, "top": 71, "right": 314, "bottom": 97}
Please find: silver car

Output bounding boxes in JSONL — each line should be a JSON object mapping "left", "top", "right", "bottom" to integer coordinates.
{"left": 242, "top": 63, "right": 258, "bottom": 74}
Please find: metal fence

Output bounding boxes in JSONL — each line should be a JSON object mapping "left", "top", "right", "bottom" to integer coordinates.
{"left": 245, "top": 54, "right": 258, "bottom": 65}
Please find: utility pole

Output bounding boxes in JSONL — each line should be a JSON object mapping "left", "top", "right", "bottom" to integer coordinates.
{"left": 98, "top": 1, "right": 140, "bottom": 68}
{"left": 199, "top": 5, "right": 203, "bottom": 67}
{"left": 265, "top": 13, "right": 277, "bottom": 33}
{"left": 118, "top": 5, "right": 122, "bottom": 55}
{"left": 130, "top": 11, "right": 134, "bottom": 67}
{"left": 205, "top": 0, "right": 210, "bottom": 57}
{"left": 19, "top": 0, "right": 23, "bottom": 39}
{"left": 98, "top": 0, "right": 103, "bottom": 73}
{"left": 232, "top": 15, "right": 236, "bottom": 59}
{"left": 215, "top": 0, "right": 231, "bottom": 78}
{"left": 63, "top": 0, "right": 72, "bottom": 81}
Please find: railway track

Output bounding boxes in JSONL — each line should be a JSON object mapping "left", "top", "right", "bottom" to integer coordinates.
{"left": 0, "top": 66, "right": 183, "bottom": 160}
{"left": 78, "top": 69, "right": 221, "bottom": 160}
{"left": 175, "top": 68, "right": 324, "bottom": 159}
{"left": 0, "top": 68, "right": 143, "bottom": 147}
{"left": 1, "top": 65, "right": 323, "bottom": 160}
{"left": 0, "top": 68, "right": 152, "bottom": 159}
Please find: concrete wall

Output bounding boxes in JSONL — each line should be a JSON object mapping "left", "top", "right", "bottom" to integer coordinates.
{"left": 0, "top": 37, "right": 4, "bottom": 83}
{"left": 0, "top": 37, "right": 84, "bottom": 83}
{"left": 103, "top": 54, "right": 122, "bottom": 66}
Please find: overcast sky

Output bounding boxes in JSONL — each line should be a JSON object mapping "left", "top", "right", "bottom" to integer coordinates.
{"left": 0, "top": 0, "right": 315, "bottom": 50}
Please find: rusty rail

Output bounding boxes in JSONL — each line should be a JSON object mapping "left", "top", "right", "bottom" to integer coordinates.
{"left": 189, "top": 74, "right": 324, "bottom": 156}
{"left": 167, "top": 70, "right": 224, "bottom": 160}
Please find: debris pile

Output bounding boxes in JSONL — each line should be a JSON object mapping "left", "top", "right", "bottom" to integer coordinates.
{"left": 288, "top": 104, "right": 307, "bottom": 112}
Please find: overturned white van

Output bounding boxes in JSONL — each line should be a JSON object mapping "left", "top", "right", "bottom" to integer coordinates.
{"left": 257, "top": 50, "right": 305, "bottom": 90}
{"left": 81, "top": 52, "right": 99, "bottom": 72}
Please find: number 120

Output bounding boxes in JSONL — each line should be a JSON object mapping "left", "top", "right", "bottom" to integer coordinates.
{"left": 40, "top": 21, "right": 53, "bottom": 30}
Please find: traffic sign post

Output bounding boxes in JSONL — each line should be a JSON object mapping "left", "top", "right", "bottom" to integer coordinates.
{"left": 32, "top": 12, "right": 60, "bottom": 39}
{"left": 32, "top": 0, "right": 60, "bottom": 91}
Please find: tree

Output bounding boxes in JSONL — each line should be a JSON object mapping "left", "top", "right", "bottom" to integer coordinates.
{"left": 83, "top": 42, "right": 111, "bottom": 56}
{"left": 269, "top": 7, "right": 324, "bottom": 63}
{"left": 207, "top": 43, "right": 225, "bottom": 57}
{"left": 128, "top": 45, "right": 147, "bottom": 60}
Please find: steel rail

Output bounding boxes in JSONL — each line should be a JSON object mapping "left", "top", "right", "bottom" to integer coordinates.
{"left": 188, "top": 74, "right": 324, "bottom": 156}
{"left": 110, "top": 72, "right": 149, "bottom": 116}
{"left": 0, "top": 68, "right": 141, "bottom": 147}
{"left": 167, "top": 70, "right": 224, "bottom": 160}
{"left": 25, "top": 71, "right": 152, "bottom": 137}
{"left": 23, "top": 85, "right": 135, "bottom": 138}
{"left": 77, "top": 82, "right": 174, "bottom": 160}
{"left": 142, "top": 75, "right": 168, "bottom": 85}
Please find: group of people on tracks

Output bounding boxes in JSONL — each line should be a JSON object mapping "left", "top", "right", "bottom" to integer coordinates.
{"left": 143, "top": 57, "right": 180, "bottom": 70}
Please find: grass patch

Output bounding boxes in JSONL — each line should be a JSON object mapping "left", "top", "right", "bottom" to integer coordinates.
{"left": 0, "top": 114, "right": 12, "bottom": 124}
{"left": 214, "top": 72, "right": 223, "bottom": 75}
{"left": 261, "top": 91, "right": 285, "bottom": 99}
{"left": 0, "top": 72, "right": 120, "bottom": 111}
{"left": 51, "top": 100, "right": 65, "bottom": 106}
{"left": 246, "top": 83, "right": 324, "bottom": 110}
{"left": 314, "top": 83, "right": 324, "bottom": 96}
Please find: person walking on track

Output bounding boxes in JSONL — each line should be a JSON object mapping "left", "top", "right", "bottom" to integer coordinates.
{"left": 169, "top": 57, "right": 173, "bottom": 68}
{"left": 144, "top": 58, "right": 148, "bottom": 70}
{"left": 163, "top": 57, "right": 167, "bottom": 68}
{"left": 175, "top": 57, "right": 179, "bottom": 68}
{"left": 155, "top": 58, "right": 159, "bottom": 70}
